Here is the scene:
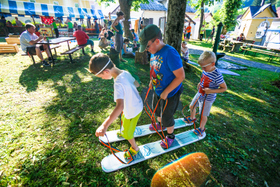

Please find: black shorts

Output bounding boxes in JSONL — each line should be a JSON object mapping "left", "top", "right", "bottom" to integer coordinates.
{"left": 68, "top": 28, "right": 73, "bottom": 32}
{"left": 26, "top": 45, "right": 44, "bottom": 55}
{"left": 153, "top": 86, "right": 183, "bottom": 128}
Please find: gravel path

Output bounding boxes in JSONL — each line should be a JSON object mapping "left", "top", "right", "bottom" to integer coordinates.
{"left": 188, "top": 44, "right": 280, "bottom": 73}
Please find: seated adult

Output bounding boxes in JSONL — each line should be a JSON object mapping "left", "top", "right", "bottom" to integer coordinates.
{"left": 15, "top": 17, "right": 23, "bottom": 27}
{"left": 98, "top": 33, "right": 109, "bottom": 50}
{"left": 73, "top": 25, "right": 95, "bottom": 53}
{"left": 237, "top": 33, "right": 245, "bottom": 41}
{"left": 122, "top": 38, "right": 135, "bottom": 58}
{"left": 20, "top": 23, "right": 51, "bottom": 66}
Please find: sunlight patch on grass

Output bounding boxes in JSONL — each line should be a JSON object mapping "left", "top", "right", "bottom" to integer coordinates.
{"left": 227, "top": 90, "right": 266, "bottom": 104}
{"left": 211, "top": 106, "right": 229, "bottom": 117}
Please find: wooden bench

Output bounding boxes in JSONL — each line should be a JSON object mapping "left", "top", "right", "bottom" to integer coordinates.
{"left": 5, "top": 37, "right": 20, "bottom": 45}
{"left": 21, "top": 45, "right": 61, "bottom": 65}
{"left": 0, "top": 44, "right": 19, "bottom": 54}
{"left": 241, "top": 46, "right": 279, "bottom": 62}
{"left": 60, "top": 45, "right": 86, "bottom": 63}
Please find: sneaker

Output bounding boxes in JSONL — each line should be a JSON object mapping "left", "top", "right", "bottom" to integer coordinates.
{"left": 42, "top": 61, "right": 50, "bottom": 67}
{"left": 160, "top": 136, "right": 175, "bottom": 149}
{"left": 193, "top": 128, "right": 205, "bottom": 136}
{"left": 91, "top": 50, "right": 95, "bottom": 54}
{"left": 184, "top": 117, "right": 196, "bottom": 123}
{"left": 124, "top": 147, "right": 139, "bottom": 159}
{"left": 149, "top": 123, "right": 166, "bottom": 131}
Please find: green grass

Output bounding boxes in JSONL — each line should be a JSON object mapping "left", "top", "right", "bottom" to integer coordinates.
{"left": 188, "top": 40, "right": 280, "bottom": 67}
{"left": 0, "top": 40, "right": 280, "bottom": 186}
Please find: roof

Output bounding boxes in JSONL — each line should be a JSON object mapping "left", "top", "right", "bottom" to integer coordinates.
{"left": 245, "top": 4, "right": 277, "bottom": 18}
{"left": 140, "top": 0, "right": 167, "bottom": 11}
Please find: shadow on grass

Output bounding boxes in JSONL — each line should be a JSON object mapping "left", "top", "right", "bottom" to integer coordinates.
{"left": 5, "top": 54, "right": 279, "bottom": 186}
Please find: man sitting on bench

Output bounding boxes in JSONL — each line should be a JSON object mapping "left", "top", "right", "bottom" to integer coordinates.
{"left": 73, "top": 25, "right": 95, "bottom": 53}
{"left": 20, "top": 23, "right": 51, "bottom": 66}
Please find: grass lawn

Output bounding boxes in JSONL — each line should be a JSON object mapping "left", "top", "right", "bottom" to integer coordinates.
{"left": 0, "top": 39, "right": 280, "bottom": 186}
{"left": 188, "top": 40, "right": 280, "bottom": 67}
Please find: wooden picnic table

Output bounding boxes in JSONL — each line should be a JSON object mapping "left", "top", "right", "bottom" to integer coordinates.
{"left": 241, "top": 43, "right": 280, "bottom": 62}
{"left": 36, "top": 37, "right": 76, "bottom": 64}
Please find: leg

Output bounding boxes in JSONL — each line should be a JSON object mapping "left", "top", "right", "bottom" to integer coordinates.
{"left": 199, "top": 116, "right": 207, "bottom": 131}
{"left": 127, "top": 138, "right": 139, "bottom": 152}
{"left": 35, "top": 47, "right": 44, "bottom": 61}
{"left": 43, "top": 44, "right": 51, "bottom": 58}
{"left": 190, "top": 105, "right": 197, "bottom": 120}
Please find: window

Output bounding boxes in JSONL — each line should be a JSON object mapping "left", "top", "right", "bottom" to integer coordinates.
{"left": 75, "top": 3, "right": 79, "bottom": 8}
{"left": 53, "top": 1, "right": 59, "bottom": 5}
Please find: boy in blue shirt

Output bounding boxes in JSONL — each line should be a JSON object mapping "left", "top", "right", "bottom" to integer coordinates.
{"left": 186, "top": 51, "right": 227, "bottom": 136}
{"left": 139, "top": 24, "right": 185, "bottom": 149}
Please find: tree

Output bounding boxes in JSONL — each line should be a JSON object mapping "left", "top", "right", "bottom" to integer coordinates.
{"left": 165, "top": 0, "right": 187, "bottom": 53}
{"left": 220, "top": 0, "right": 242, "bottom": 33}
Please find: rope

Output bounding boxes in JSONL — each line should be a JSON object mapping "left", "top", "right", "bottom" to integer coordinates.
{"left": 99, "top": 134, "right": 134, "bottom": 164}
{"left": 144, "top": 87, "right": 169, "bottom": 148}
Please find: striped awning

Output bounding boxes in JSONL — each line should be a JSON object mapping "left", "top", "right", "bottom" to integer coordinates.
{"left": 0, "top": 0, "right": 104, "bottom": 19}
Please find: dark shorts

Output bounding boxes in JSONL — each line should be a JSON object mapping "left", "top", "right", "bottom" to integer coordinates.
{"left": 153, "top": 86, "right": 183, "bottom": 128}
{"left": 186, "top": 32, "right": 191, "bottom": 39}
{"left": 26, "top": 45, "right": 44, "bottom": 55}
{"left": 68, "top": 28, "right": 73, "bottom": 32}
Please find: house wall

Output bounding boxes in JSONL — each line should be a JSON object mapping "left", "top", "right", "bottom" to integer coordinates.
{"left": 142, "top": 10, "right": 166, "bottom": 27}
{"left": 240, "top": 7, "right": 276, "bottom": 42}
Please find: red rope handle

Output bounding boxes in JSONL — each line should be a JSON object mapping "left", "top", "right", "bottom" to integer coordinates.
{"left": 99, "top": 134, "right": 133, "bottom": 164}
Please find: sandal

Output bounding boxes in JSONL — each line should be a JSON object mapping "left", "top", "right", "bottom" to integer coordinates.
{"left": 124, "top": 147, "right": 139, "bottom": 159}
{"left": 184, "top": 116, "right": 196, "bottom": 123}
{"left": 193, "top": 128, "right": 205, "bottom": 136}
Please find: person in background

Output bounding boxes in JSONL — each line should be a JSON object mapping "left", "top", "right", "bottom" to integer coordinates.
{"left": 112, "top": 11, "right": 126, "bottom": 62}
{"left": 206, "top": 26, "right": 215, "bottom": 43}
{"left": 74, "top": 22, "right": 78, "bottom": 31}
{"left": 52, "top": 19, "right": 59, "bottom": 38}
{"left": 73, "top": 25, "right": 95, "bottom": 53}
{"left": 94, "top": 20, "right": 99, "bottom": 34}
{"left": 6, "top": 20, "right": 12, "bottom": 27}
{"left": 186, "top": 22, "right": 192, "bottom": 42}
{"left": 98, "top": 28, "right": 106, "bottom": 39}
{"left": 66, "top": 18, "right": 73, "bottom": 36}
{"left": 131, "top": 29, "right": 139, "bottom": 48}
{"left": 122, "top": 38, "right": 135, "bottom": 58}
{"left": 15, "top": 17, "right": 23, "bottom": 27}
{"left": 181, "top": 41, "right": 189, "bottom": 62}
{"left": 108, "top": 12, "right": 112, "bottom": 29}
{"left": 200, "top": 24, "right": 205, "bottom": 41}
{"left": 20, "top": 23, "right": 51, "bottom": 66}
{"left": 236, "top": 33, "right": 246, "bottom": 42}
{"left": 99, "top": 33, "right": 110, "bottom": 50}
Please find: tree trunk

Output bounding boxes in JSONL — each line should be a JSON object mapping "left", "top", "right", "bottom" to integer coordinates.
{"left": 198, "top": 1, "right": 204, "bottom": 39}
{"left": 165, "top": 0, "right": 187, "bottom": 53}
{"left": 119, "top": 0, "right": 133, "bottom": 39}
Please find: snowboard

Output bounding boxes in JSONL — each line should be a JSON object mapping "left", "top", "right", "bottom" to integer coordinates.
{"left": 101, "top": 129, "right": 206, "bottom": 173}
{"left": 99, "top": 118, "right": 193, "bottom": 143}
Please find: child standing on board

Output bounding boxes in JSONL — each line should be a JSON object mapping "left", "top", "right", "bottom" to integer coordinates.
{"left": 89, "top": 53, "right": 143, "bottom": 158}
{"left": 186, "top": 51, "right": 227, "bottom": 136}
{"left": 139, "top": 24, "right": 185, "bottom": 149}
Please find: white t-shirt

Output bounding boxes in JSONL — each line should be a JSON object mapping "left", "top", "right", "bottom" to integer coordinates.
{"left": 20, "top": 30, "right": 39, "bottom": 52}
{"left": 114, "top": 71, "right": 143, "bottom": 119}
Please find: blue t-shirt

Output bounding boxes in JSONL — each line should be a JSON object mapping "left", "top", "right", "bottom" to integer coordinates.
{"left": 150, "top": 44, "right": 183, "bottom": 98}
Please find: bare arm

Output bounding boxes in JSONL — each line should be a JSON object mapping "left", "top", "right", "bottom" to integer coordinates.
{"left": 203, "top": 82, "right": 227, "bottom": 94}
{"left": 112, "top": 19, "right": 119, "bottom": 32}
{"left": 134, "top": 80, "right": 140, "bottom": 87}
{"left": 160, "top": 67, "right": 185, "bottom": 100}
{"left": 95, "top": 99, "right": 124, "bottom": 137}
{"left": 29, "top": 36, "right": 44, "bottom": 45}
